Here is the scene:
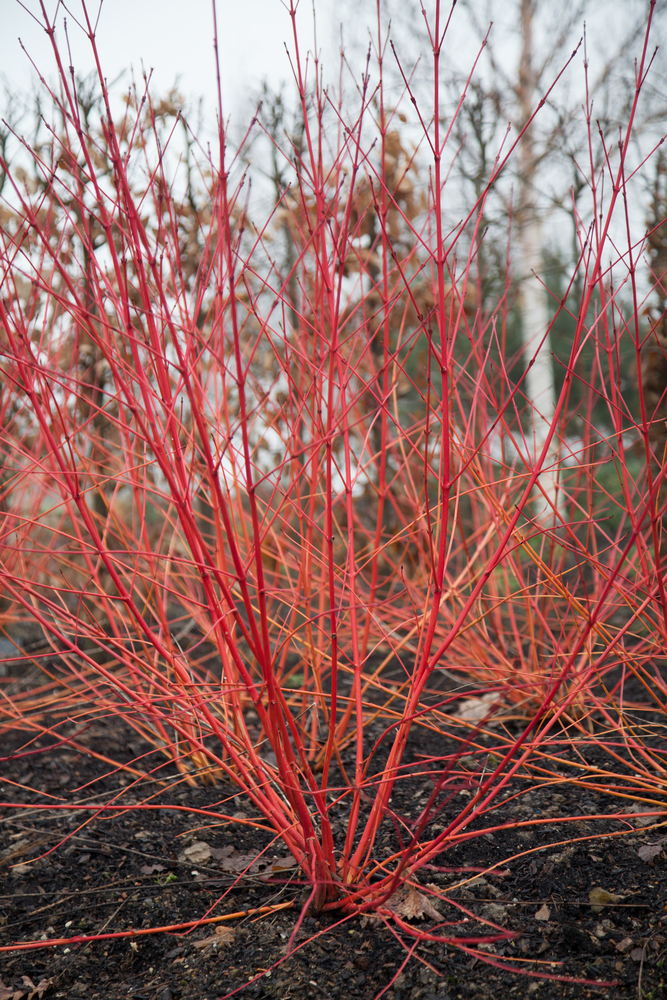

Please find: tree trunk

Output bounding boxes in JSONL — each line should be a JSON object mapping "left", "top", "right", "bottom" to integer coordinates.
{"left": 516, "top": 0, "right": 560, "bottom": 520}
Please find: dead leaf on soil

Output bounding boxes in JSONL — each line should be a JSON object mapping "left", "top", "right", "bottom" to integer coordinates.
{"left": 625, "top": 803, "right": 662, "bottom": 828}
{"left": 630, "top": 947, "right": 645, "bottom": 962}
{"left": 140, "top": 863, "right": 166, "bottom": 875}
{"left": 482, "top": 903, "right": 507, "bottom": 924}
{"left": 176, "top": 841, "right": 297, "bottom": 879}
{"left": 258, "top": 856, "right": 298, "bottom": 881}
{"left": 0, "top": 837, "right": 50, "bottom": 867}
{"left": 194, "top": 925, "right": 236, "bottom": 950}
{"left": 23, "top": 978, "right": 51, "bottom": 1000}
{"left": 387, "top": 883, "right": 442, "bottom": 921}
{"left": 209, "top": 845, "right": 235, "bottom": 861}
{"left": 637, "top": 837, "right": 667, "bottom": 863}
{"left": 218, "top": 848, "right": 264, "bottom": 873}
{"left": 10, "top": 864, "right": 33, "bottom": 877}
{"left": 534, "top": 903, "right": 551, "bottom": 921}
{"left": 213, "top": 846, "right": 296, "bottom": 878}
{"left": 0, "top": 977, "right": 52, "bottom": 1000}
{"left": 638, "top": 844, "right": 664, "bottom": 863}
{"left": 589, "top": 887, "right": 625, "bottom": 913}
{"left": 178, "top": 841, "right": 212, "bottom": 864}
{"left": 454, "top": 692, "right": 503, "bottom": 723}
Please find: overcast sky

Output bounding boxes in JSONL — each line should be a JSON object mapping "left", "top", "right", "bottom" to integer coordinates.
{"left": 1, "top": 0, "right": 660, "bottom": 272}
{"left": 1, "top": 0, "right": 336, "bottom": 124}
{"left": 2, "top": 1, "right": 651, "bottom": 128}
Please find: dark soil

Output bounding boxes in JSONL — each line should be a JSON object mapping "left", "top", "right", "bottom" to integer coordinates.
{"left": 2, "top": 682, "right": 667, "bottom": 1000}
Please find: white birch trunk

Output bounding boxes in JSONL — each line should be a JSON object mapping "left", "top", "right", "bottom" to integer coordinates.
{"left": 517, "top": 214, "right": 560, "bottom": 519}
{"left": 516, "top": 0, "right": 560, "bottom": 522}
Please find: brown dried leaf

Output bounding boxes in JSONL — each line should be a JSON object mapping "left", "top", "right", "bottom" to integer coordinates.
{"left": 0, "top": 836, "right": 49, "bottom": 866}
{"left": 209, "top": 846, "right": 235, "bottom": 861}
{"left": 178, "top": 841, "right": 211, "bottom": 864}
{"left": 258, "top": 856, "right": 297, "bottom": 881}
{"left": 455, "top": 692, "right": 503, "bottom": 723}
{"left": 534, "top": 903, "right": 551, "bottom": 922}
{"left": 589, "top": 887, "right": 625, "bottom": 913}
{"left": 10, "top": 865, "right": 32, "bottom": 877}
{"left": 215, "top": 846, "right": 296, "bottom": 877}
{"left": 218, "top": 849, "right": 262, "bottom": 873}
{"left": 625, "top": 803, "right": 660, "bottom": 828}
{"left": 638, "top": 844, "right": 663, "bottom": 863}
{"left": 387, "top": 884, "right": 441, "bottom": 921}
{"left": 0, "top": 982, "right": 22, "bottom": 1000}
{"left": 140, "top": 864, "right": 165, "bottom": 875}
{"left": 23, "top": 979, "right": 51, "bottom": 1000}
{"left": 630, "top": 947, "right": 645, "bottom": 962}
{"left": 266, "top": 856, "right": 297, "bottom": 871}
{"left": 482, "top": 903, "right": 507, "bottom": 924}
{"left": 194, "top": 925, "right": 235, "bottom": 949}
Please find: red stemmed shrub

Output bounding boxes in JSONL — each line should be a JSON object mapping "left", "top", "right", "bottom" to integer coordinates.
{"left": 0, "top": 0, "right": 665, "bottom": 970}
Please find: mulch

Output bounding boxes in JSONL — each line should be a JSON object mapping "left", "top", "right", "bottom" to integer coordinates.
{"left": 2, "top": 695, "right": 667, "bottom": 1000}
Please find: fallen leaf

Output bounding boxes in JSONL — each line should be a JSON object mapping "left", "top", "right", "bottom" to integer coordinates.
{"left": 616, "top": 937, "right": 634, "bottom": 953}
{"left": 534, "top": 903, "right": 550, "bottom": 922}
{"left": 630, "top": 947, "right": 645, "bottom": 962}
{"left": 387, "top": 884, "right": 441, "bottom": 921}
{"left": 589, "top": 887, "right": 625, "bottom": 913}
{"left": 10, "top": 865, "right": 32, "bottom": 877}
{"left": 0, "top": 982, "right": 22, "bottom": 1000}
{"left": 625, "top": 803, "right": 660, "bottom": 828}
{"left": 455, "top": 692, "right": 503, "bottom": 722}
{"left": 638, "top": 843, "right": 665, "bottom": 863}
{"left": 483, "top": 903, "right": 507, "bottom": 924}
{"left": 23, "top": 979, "right": 51, "bottom": 1000}
{"left": 0, "top": 837, "right": 49, "bottom": 866}
{"left": 209, "top": 846, "right": 235, "bottom": 861}
{"left": 259, "top": 856, "right": 297, "bottom": 881}
{"left": 194, "top": 925, "right": 235, "bottom": 949}
{"left": 214, "top": 847, "right": 296, "bottom": 877}
{"left": 218, "top": 849, "right": 263, "bottom": 873}
{"left": 140, "top": 864, "right": 165, "bottom": 875}
{"left": 178, "top": 841, "right": 211, "bottom": 864}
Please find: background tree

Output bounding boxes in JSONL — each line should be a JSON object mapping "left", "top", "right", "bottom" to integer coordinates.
{"left": 340, "top": 0, "right": 667, "bottom": 518}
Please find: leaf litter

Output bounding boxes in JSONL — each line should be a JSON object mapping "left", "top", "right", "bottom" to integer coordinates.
{"left": 194, "top": 925, "right": 236, "bottom": 950}
{"left": 0, "top": 977, "right": 52, "bottom": 1000}
{"left": 386, "top": 883, "right": 442, "bottom": 921}
{"left": 177, "top": 840, "right": 296, "bottom": 880}
{"left": 589, "top": 887, "right": 626, "bottom": 913}
{"left": 638, "top": 836, "right": 667, "bottom": 863}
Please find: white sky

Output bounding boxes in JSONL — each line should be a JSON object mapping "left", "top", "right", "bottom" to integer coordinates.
{"left": 2, "top": 1, "right": 651, "bottom": 131}
{"left": 1, "top": 0, "right": 334, "bottom": 122}
{"left": 0, "top": 0, "right": 661, "bottom": 279}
